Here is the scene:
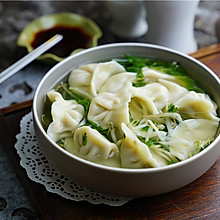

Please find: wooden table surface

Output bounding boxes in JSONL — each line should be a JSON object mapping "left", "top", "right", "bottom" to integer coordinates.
{"left": 0, "top": 44, "right": 220, "bottom": 220}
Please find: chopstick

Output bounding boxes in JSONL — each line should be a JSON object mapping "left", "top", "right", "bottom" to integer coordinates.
{"left": 0, "top": 34, "right": 63, "bottom": 84}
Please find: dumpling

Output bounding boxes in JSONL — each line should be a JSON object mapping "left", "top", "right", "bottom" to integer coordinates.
{"left": 165, "top": 139, "right": 194, "bottom": 162}
{"left": 129, "top": 96, "right": 158, "bottom": 121}
{"left": 142, "top": 66, "right": 190, "bottom": 89}
{"left": 69, "top": 60, "right": 125, "bottom": 98}
{"left": 174, "top": 91, "right": 219, "bottom": 121}
{"left": 129, "top": 83, "right": 169, "bottom": 120}
{"left": 57, "top": 136, "right": 75, "bottom": 155}
{"left": 87, "top": 83, "right": 132, "bottom": 139}
{"left": 73, "top": 126, "right": 121, "bottom": 167}
{"left": 142, "top": 67, "right": 177, "bottom": 83}
{"left": 167, "top": 119, "right": 219, "bottom": 160}
{"left": 120, "top": 123, "right": 167, "bottom": 168}
{"left": 130, "top": 82, "right": 169, "bottom": 111}
{"left": 68, "top": 63, "right": 97, "bottom": 99}
{"left": 47, "top": 90, "right": 85, "bottom": 142}
{"left": 171, "top": 119, "right": 219, "bottom": 143}
{"left": 90, "top": 60, "right": 126, "bottom": 96}
{"left": 99, "top": 71, "right": 136, "bottom": 93}
{"left": 158, "top": 79, "right": 188, "bottom": 103}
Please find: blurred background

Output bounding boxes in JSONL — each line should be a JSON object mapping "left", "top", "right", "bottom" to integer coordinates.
{"left": 0, "top": 1, "right": 220, "bottom": 219}
{"left": 0, "top": 0, "right": 220, "bottom": 71}
{"left": 0, "top": 0, "right": 219, "bottom": 108}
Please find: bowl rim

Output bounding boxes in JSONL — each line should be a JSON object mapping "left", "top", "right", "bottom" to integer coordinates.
{"left": 33, "top": 42, "right": 220, "bottom": 174}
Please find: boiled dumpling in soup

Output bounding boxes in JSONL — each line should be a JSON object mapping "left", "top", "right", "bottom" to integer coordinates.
{"left": 69, "top": 60, "right": 125, "bottom": 98}
{"left": 174, "top": 91, "right": 219, "bottom": 121}
{"left": 68, "top": 63, "right": 96, "bottom": 99}
{"left": 87, "top": 83, "right": 132, "bottom": 139}
{"left": 120, "top": 123, "right": 168, "bottom": 168}
{"left": 129, "top": 84, "right": 163, "bottom": 121}
{"left": 158, "top": 79, "right": 188, "bottom": 103}
{"left": 47, "top": 90, "right": 85, "bottom": 142}
{"left": 129, "top": 95, "right": 158, "bottom": 121}
{"left": 91, "top": 60, "right": 125, "bottom": 96}
{"left": 167, "top": 119, "right": 219, "bottom": 160}
{"left": 130, "top": 82, "right": 169, "bottom": 111}
{"left": 142, "top": 67, "right": 177, "bottom": 83}
{"left": 99, "top": 71, "right": 136, "bottom": 93}
{"left": 73, "top": 126, "right": 120, "bottom": 167}
{"left": 142, "top": 66, "right": 190, "bottom": 88}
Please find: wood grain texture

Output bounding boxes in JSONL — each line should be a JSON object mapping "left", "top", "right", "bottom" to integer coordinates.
{"left": 190, "top": 43, "right": 220, "bottom": 78}
{"left": 0, "top": 44, "right": 220, "bottom": 220}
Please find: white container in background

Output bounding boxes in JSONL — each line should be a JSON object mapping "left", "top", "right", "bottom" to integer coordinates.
{"left": 143, "top": 0, "right": 200, "bottom": 54}
{"left": 106, "top": 0, "right": 148, "bottom": 39}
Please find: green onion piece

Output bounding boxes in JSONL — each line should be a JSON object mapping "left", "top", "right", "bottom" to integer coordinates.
{"left": 82, "top": 133, "right": 88, "bottom": 146}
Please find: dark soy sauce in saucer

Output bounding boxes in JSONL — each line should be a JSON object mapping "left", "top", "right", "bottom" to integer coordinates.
{"left": 31, "top": 25, "right": 92, "bottom": 58}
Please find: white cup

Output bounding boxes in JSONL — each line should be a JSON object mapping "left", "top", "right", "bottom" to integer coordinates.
{"left": 143, "top": 0, "right": 200, "bottom": 53}
{"left": 106, "top": 1, "right": 148, "bottom": 39}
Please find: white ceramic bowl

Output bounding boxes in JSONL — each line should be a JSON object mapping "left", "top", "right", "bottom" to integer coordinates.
{"left": 33, "top": 43, "right": 220, "bottom": 197}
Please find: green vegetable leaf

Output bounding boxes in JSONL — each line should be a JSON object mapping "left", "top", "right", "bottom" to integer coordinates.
{"left": 41, "top": 95, "right": 53, "bottom": 130}
{"left": 82, "top": 133, "right": 88, "bottom": 146}
{"left": 141, "top": 126, "right": 149, "bottom": 132}
{"left": 56, "top": 138, "right": 66, "bottom": 148}
{"left": 116, "top": 54, "right": 203, "bottom": 92}
{"left": 77, "top": 98, "right": 91, "bottom": 118}
{"left": 84, "top": 120, "right": 113, "bottom": 142}
{"left": 168, "top": 103, "right": 178, "bottom": 113}
{"left": 116, "top": 54, "right": 147, "bottom": 87}
{"left": 168, "top": 159, "right": 176, "bottom": 165}
{"left": 145, "top": 139, "right": 159, "bottom": 147}
{"left": 77, "top": 98, "right": 91, "bottom": 112}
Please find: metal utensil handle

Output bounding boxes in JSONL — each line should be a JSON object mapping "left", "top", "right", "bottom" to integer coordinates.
{"left": 0, "top": 34, "right": 63, "bottom": 84}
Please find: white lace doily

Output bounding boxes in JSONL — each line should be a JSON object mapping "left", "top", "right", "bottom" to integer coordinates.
{"left": 15, "top": 112, "right": 133, "bottom": 206}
